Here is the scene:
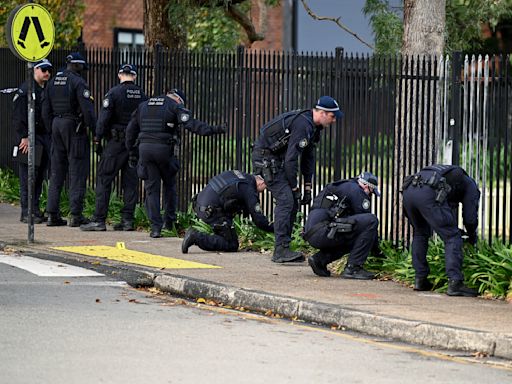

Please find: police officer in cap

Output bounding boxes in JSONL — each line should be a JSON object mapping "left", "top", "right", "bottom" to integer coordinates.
{"left": 126, "top": 88, "right": 226, "bottom": 238}
{"left": 12, "top": 59, "right": 53, "bottom": 223}
{"left": 81, "top": 64, "right": 148, "bottom": 232}
{"left": 402, "top": 164, "right": 480, "bottom": 297}
{"left": 181, "top": 170, "right": 273, "bottom": 253}
{"left": 42, "top": 52, "right": 95, "bottom": 227}
{"left": 304, "top": 172, "right": 380, "bottom": 279}
{"left": 252, "top": 96, "right": 342, "bottom": 263}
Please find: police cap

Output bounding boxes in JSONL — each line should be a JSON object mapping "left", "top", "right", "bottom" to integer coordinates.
{"left": 66, "top": 52, "right": 88, "bottom": 70}
{"left": 315, "top": 96, "right": 343, "bottom": 119}
{"left": 168, "top": 88, "right": 186, "bottom": 104}
{"left": 119, "top": 64, "right": 137, "bottom": 75}
{"left": 34, "top": 59, "right": 52, "bottom": 70}
{"left": 357, "top": 172, "right": 381, "bottom": 197}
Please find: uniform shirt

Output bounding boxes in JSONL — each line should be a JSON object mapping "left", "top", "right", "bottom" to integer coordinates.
{"left": 311, "top": 179, "right": 372, "bottom": 216}
{"left": 42, "top": 69, "right": 96, "bottom": 132}
{"left": 126, "top": 95, "right": 220, "bottom": 150}
{"left": 253, "top": 110, "right": 323, "bottom": 188}
{"left": 12, "top": 80, "right": 46, "bottom": 137}
{"left": 197, "top": 171, "right": 273, "bottom": 232}
{"left": 96, "top": 81, "right": 148, "bottom": 139}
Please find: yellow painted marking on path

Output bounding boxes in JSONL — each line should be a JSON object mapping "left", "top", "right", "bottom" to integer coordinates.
{"left": 53, "top": 245, "right": 220, "bottom": 269}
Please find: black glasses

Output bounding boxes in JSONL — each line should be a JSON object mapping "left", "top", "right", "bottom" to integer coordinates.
{"left": 39, "top": 68, "right": 51, "bottom": 73}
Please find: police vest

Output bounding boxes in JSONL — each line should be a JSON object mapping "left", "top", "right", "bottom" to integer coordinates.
{"left": 209, "top": 170, "right": 248, "bottom": 204}
{"left": 140, "top": 97, "right": 171, "bottom": 133}
{"left": 50, "top": 73, "right": 75, "bottom": 115}
{"left": 112, "top": 84, "right": 144, "bottom": 127}
{"left": 423, "top": 164, "right": 467, "bottom": 188}
{"left": 259, "top": 110, "right": 309, "bottom": 153}
{"left": 312, "top": 179, "right": 350, "bottom": 210}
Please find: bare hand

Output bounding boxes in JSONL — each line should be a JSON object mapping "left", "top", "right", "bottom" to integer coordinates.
{"left": 19, "top": 138, "right": 29, "bottom": 154}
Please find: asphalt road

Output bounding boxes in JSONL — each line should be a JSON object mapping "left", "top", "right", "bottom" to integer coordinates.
{"left": 1, "top": 256, "right": 511, "bottom": 384}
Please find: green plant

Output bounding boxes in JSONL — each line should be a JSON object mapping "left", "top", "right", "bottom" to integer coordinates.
{"left": 0, "top": 168, "right": 20, "bottom": 203}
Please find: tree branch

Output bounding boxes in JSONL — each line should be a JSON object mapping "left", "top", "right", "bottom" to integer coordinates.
{"left": 300, "top": 0, "right": 374, "bottom": 50}
{"left": 225, "top": 3, "right": 265, "bottom": 45}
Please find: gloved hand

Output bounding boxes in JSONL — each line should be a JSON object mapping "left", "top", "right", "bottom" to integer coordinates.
{"left": 214, "top": 123, "right": 227, "bottom": 134}
{"left": 128, "top": 151, "right": 138, "bottom": 168}
{"left": 93, "top": 137, "right": 103, "bottom": 156}
{"left": 292, "top": 188, "right": 301, "bottom": 205}
{"left": 301, "top": 188, "right": 312, "bottom": 205}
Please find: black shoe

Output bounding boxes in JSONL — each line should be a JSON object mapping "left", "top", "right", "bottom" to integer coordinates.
{"left": 308, "top": 253, "right": 330, "bottom": 277}
{"left": 80, "top": 221, "right": 106, "bottom": 231}
{"left": 162, "top": 221, "right": 175, "bottom": 231}
{"left": 181, "top": 229, "right": 198, "bottom": 253}
{"left": 447, "top": 279, "right": 478, "bottom": 297}
{"left": 150, "top": 230, "right": 162, "bottom": 238}
{"left": 414, "top": 277, "right": 433, "bottom": 291}
{"left": 69, "top": 215, "right": 90, "bottom": 227}
{"left": 271, "top": 246, "right": 305, "bottom": 263}
{"left": 20, "top": 214, "right": 44, "bottom": 224}
{"left": 47, "top": 214, "right": 67, "bottom": 227}
{"left": 113, "top": 220, "right": 134, "bottom": 231}
{"left": 341, "top": 264, "right": 375, "bottom": 280}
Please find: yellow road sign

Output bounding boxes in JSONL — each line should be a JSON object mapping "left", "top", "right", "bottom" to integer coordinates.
{"left": 6, "top": 4, "right": 55, "bottom": 62}
{"left": 53, "top": 245, "right": 221, "bottom": 270}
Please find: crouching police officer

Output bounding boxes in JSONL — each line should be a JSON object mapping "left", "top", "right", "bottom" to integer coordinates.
{"left": 81, "top": 64, "right": 147, "bottom": 232}
{"left": 252, "top": 96, "right": 343, "bottom": 263}
{"left": 402, "top": 164, "right": 480, "bottom": 297}
{"left": 42, "top": 52, "right": 95, "bottom": 227}
{"left": 12, "top": 59, "right": 52, "bottom": 223}
{"left": 126, "top": 88, "right": 226, "bottom": 238}
{"left": 304, "top": 172, "right": 380, "bottom": 279}
{"left": 181, "top": 170, "right": 273, "bottom": 253}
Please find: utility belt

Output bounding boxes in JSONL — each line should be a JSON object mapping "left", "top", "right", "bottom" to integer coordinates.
{"left": 402, "top": 171, "right": 452, "bottom": 203}
{"left": 110, "top": 129, "right": 126, "bottom": 141}
{"left": 303, "top": 217, "right": 354, "bottom": 241}
{"left": 253, "top": 158, "right": 283, "bottom": 183}
{"left": 198, "top": 205, "right": 224, "bottom": 219}
{"left": 54, "top": 113, "right": 79, "bottom": 120}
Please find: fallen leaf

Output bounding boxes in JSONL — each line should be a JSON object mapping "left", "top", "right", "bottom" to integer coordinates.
{"left": 64, "top": 281, "right": 70, "bottom": 284}
{"left": 197, "top": 298, "right": 206, "bottom": 304}
{"left": 95, "top": 299, "right": 101, "bottom": 303}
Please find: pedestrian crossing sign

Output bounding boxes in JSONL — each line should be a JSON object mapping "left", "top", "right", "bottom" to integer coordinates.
{"left": 6, "top": 3, "right": 55, "bottom": 62}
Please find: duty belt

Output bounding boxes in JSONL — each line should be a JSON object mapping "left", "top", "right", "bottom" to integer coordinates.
{"left": 402, "top": 172, "right": 451, "bottom": 203}
{"left": 138, "top": 137, "right": 176, "bottom": 146}
{"left": 110, "top": 129, "right": 126, "bottom": 141}
{"left": 198, "top": 205, "right": 224, "bottom": 219}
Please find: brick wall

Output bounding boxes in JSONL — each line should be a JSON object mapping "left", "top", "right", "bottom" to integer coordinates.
{"left": 82, "top": 0, "right": 143, "bottom": 48}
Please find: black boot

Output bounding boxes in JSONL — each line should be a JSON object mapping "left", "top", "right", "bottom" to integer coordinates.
{"left": 308, "top": 252, "right": 330, "bottom": 277}
{"left": 271, "top": 245, "right": 305, "bottom": 263}
{"left": 181, "top": 229, "right": 198, "bottom": 254}
{"left": 341, "top": 264, "right": 375, "bottom": 280}
{"left": 69, "top": 215, "right": 90, "bottom": 227}
{"left": 414, "top": 277, "right": 433, "bottom": 291}
{"left": 162, "top": 221, "right": 175, "bottom": 231}
{"left": 20, "top": 213, "right": 44, "bottom": 224}
{"left": 447, "top": 279, "right": 478, "bottom": 297}
{"left": 150, "top": 226, "right": 161, "bottom": 238}
{"left": 47, "top": 214, "right": 67, "bottom": 227}
{"left": 80, "top": 221, "right": 106, "bottom": 231}
{"left": 113, "top": 219, "right": 134, "bottom": 231}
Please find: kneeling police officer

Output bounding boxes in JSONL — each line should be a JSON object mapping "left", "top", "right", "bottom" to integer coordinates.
{"left": 303, "top": 172, "right": 380, "bottom": 279}
{"left": 182, "top": 170, "right": 273, "bottom": 253}
{"left": 402, "top": 164, "right": 480, "bottom": 297}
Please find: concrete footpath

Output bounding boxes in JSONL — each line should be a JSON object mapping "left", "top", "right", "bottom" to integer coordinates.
{"left": 1, "top": 203, "right": 511, "bottom": 360}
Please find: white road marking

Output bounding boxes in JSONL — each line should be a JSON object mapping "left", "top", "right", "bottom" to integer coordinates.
{"left": 0, "top": 253, "right": 104, "bottom": 277}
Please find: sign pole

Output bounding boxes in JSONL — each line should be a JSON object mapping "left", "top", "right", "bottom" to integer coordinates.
{"left": 27, "top": 61, "right": 35, "bottom": 243}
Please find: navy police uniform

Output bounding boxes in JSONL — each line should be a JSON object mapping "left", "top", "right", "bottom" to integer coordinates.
{"left": 81, "top": 64, "right": 148, "bottom": 231}
{"left": 126, "top": 91, "right": 225, "bottom": 237}
{"left": 12, "top": 60, "right": 52, "bottom": 222}
{"left": 42, "top": 53, "right": 95, "bottom": 226}
{"left": 304, "top": 175, "right": 379, "bottom": 279}
{"left": 182, "top": 170, "right": 273, "bottom": 252}
{"left": 402, "top": 164, "right": 480, "bottom": 295}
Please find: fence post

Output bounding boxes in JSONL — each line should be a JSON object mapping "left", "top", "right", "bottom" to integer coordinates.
{"left": 334, "top": 47, "right": 344, "bottom": 180}
{"left": 153, "top": 42, "right": 164, "bottom": 96}
{"left": 235, "top": 45, "right": 245, "bottom": 170}
{"left": 450, "top": 51, "right": 462, "bottom": 165}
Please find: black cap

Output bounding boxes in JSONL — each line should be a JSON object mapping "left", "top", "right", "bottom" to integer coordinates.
{"left": 357, "top": 172, "right": 380, "bottom": 196}
{"left": 119, "top": 64, "right": 137, "bottom": 75}
{"left": 34, "top": 59, "right": 52, "bottom": 70}
{"left": 66, "top": 52, "right": 88, "bottom": 69}
{"left": 315, "top": 96, "right": 343, "bottom": 118}
{"left": 168, "top": 88, "right": 186, "bottom": 104}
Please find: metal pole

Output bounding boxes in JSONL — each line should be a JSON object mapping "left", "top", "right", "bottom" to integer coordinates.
{"left": 27, "top": 61, "right": 35, "bottom": 243}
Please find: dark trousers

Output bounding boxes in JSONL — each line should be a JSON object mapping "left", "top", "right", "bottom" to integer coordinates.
{"left": 265, "top": 170, "right": 299, "bottom": 247}
{"left": 93, "top": 140, "right": 138, "bottom": 222}
{"left": 403, "top": 185, "right": 463, "bottom": 280}
{"left": 18, "top": 133, "right": 51, "bottom": 217}
{"left": 305, "top": 209, "right": 379, "bottom": 266}
{"left": 195, "top": 211, "right": 239, "bottom": 252}
{"left": 47, "top": 118, "right": 90, "bottom": 216}
{"left": 138, "top": 143, "right": 179, "bottom": 231}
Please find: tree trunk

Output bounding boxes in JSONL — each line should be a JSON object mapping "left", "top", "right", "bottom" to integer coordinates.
{"left": 393, "top": 0, "right": 446, "bottom": 242}
{"left": 143, "top": 0, "right": 187, "bottom": 49}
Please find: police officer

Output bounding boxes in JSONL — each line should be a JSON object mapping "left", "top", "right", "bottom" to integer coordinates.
{"left": 126, "top": 88, "right": 226, "bottom": 238}
{"left": 402, "top": 164, "right": 480, "bottom": 297}
{"left": 304, "top": 172, "right": 380, "bottom": 279}
{"left": 181, "top": 170, "right": 273, "bottom": 253}
{"left": 12, "top": 59, "right": 52, "bottom": 223}
{"left": 42, "top": 52, "right": 96, "bottom": 227}
{"left": 80, "top": 64, "right": 148, "bottom": 232}
{"left": 252, "top": 96, "right": 342, "bottom": 263}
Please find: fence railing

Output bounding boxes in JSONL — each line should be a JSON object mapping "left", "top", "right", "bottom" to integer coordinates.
{"left": 0, "top": 47, "right": 510, "bottom": 243}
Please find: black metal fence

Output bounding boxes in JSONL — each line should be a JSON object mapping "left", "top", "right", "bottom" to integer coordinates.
{"left": 0, "top": 47, "right": 510, "bottom": 243}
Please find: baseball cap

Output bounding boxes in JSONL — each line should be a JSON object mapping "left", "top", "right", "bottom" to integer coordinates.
{"left": 358, "top": 172, "right": 381, "bottom": 197}
{"left": 66, "top": 52, "right": 88, "bottom": 69}
{"left": 168, "top": 88, "right": 186, "bottom": 104}
{"left": 119, "top": 64, "right": 137, "bottom": 75}
{"left": 34, "top": 59, "right": 52, "bottom": 70}
{"left": 315, "top": 96, "right": 343, "bottom": 118}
